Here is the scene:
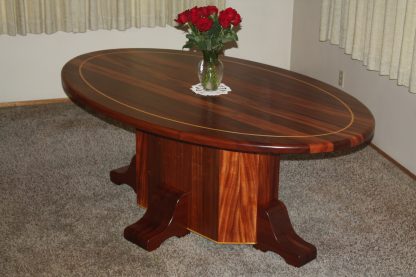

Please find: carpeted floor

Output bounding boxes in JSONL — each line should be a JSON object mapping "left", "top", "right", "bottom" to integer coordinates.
{"left": 0, "top": 102, "right": 415, "bottom": 276}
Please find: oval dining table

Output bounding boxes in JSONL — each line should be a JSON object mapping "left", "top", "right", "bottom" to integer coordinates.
{"left": 61, "top": 49, "right": 375, "bottom": 267}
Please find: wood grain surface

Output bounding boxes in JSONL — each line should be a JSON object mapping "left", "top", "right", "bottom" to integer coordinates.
{"left": 61, "top": 48, "right": 375, "bottom": 155}
{"left": 134, "top": 131, "right": 269, "bottom": 243}
{"left": 62, "top": 49, "right": 375, "bottom": 267}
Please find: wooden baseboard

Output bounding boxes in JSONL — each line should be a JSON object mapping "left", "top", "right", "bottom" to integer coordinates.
{"left": 370, "top": 144, "right": 416, "bottom": 181}
{"left": 0, "top": 98, "right": 70, "bottom": 108}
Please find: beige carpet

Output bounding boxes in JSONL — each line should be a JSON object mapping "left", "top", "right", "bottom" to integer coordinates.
{"left": 1, "top": 103, "right": 415, "bottom": 276}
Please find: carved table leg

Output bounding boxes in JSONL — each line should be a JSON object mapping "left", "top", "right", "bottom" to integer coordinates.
{"left": 110, "top": 155, "right": 136, "bottom": 192}
{"left": 254, "top": 200, "right": 317, "bottom": 267}
{"left": 253, "top": 155, "right": 317, "bottom": 267}
{"left": 124, "top": 186, "right": 190, "bottom": 251}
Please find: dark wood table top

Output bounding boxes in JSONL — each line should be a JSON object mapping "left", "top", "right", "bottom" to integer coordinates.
{"left": 61, "top": 48, "right": 374, "bottom": 154}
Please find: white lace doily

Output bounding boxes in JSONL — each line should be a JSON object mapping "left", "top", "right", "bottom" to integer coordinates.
{"left": 191, "top": 83, "right": 231, "bottom": 96}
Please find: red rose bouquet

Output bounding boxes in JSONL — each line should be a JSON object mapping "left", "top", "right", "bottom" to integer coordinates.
{"left": 175, "top": 6, "right": 242, "bottom": 91}
{"left": 176, "top": 6, "right": 242, "bottom": 52}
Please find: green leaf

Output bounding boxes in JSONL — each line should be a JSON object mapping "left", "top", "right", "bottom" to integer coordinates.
{"left": 183, "top": 41, "right": 195, "bottom": 49}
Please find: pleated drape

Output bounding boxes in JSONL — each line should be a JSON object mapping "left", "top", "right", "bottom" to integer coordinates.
{"left": 0, "top": 0, "right": 225, "bottom": 35}
{"left": 320, "top": 0, "right": 416, "bottom": 94}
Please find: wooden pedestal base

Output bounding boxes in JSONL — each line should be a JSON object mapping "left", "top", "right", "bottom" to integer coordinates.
{"left": 254, "top": 200, "right": 317, "bottom": 267}
{"left": 124, "top": 186, "right": 190, "bottom": 251}
{"left": 111, "top": 131, "right": 316, "bottom": 267}
{"left": 110, "top": 155, "right": 136, "bottom": 192}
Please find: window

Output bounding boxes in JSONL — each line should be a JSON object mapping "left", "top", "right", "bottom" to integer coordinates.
{"left": 320, "top": 0, "right": 416, "bottom": 94}
{"left": 0, "top": 0, "right": 225, "bottom": 36}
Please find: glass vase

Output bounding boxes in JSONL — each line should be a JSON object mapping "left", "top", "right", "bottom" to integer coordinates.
{"left": 198, "top": 51, "right": 224, "bottom": 91}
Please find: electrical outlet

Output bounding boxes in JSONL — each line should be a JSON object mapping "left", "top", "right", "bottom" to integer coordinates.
{"left": 338, "top": 70, "right": 344, "bottom": 87}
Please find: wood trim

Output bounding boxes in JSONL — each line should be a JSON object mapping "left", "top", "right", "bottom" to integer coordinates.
{"left": 0, "top": 98, "right": 70, "bottom": 108}
{"left": 370, "top": 144, "right": 416, "bottom": 181}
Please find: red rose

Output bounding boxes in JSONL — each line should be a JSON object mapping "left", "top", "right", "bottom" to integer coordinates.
{"left": 219, "top": 7, "right": 241, "bottom": 28}
{"left": 189, "top": 6, "right": 202, "bottom": 25}
{"left": 231, "top": 13, "right": 241, "bottom": 26}
{"left": 218, "top": 15, "right": 231, "bottom": 29}
{"left": 223, "top": 8, "right": 237, "bottom": 20}
{"left": 208, "top": 6, "right": 219, "bottom": 15}
{"left": 175, "top": 10, "right": 190, "bottom": 24}
{"left": 201, "top": 5, "right": 218, "bottom": 17}
{"left": 195, "top": 17, "right": 213, "bottom": 32}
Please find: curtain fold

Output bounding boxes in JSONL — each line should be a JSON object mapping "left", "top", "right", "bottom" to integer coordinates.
{"left": 0, "top": 0, "right": 225, "bottom": 36}
{"left": 320, "top": 0, "right": 416, "bottom": 94}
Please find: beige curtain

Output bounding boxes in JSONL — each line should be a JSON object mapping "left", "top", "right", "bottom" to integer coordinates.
{"left": 320, "top": 0, "right": 416, "bottom": 94}
{"left": 0, "top": 0, "right": 225, "bottom": 35}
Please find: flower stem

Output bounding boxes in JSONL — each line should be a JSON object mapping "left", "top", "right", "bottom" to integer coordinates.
{"left": 201, "top": 50, "right": 221, "bottom": 91}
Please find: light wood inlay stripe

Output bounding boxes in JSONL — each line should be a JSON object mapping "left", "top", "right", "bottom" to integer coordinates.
{"left": 78, "top": 50, "right": 355, "bottom": 138}
{"left": 62, "top": 49, "right": 375, "bottom": 155}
